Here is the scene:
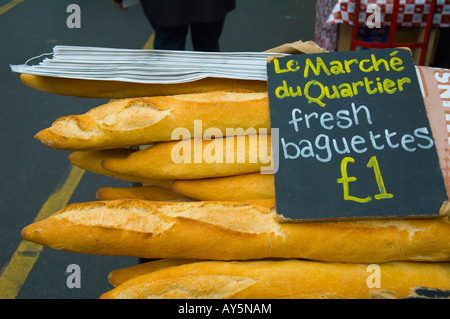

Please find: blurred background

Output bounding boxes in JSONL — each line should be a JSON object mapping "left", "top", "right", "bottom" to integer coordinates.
{"left": 1, "top": 0, "right": 448, "bottom": 299}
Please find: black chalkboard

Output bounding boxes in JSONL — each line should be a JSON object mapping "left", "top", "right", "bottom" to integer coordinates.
{"left": 267, "top": 48, "right": 447, "bottom": 221}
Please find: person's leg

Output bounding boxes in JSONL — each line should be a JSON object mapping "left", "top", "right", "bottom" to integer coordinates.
{"left": 190, "top": 18, "right": 225, "bottom": 52}
{"left": 150, "top": 21, "right": 188, "bottom": 50}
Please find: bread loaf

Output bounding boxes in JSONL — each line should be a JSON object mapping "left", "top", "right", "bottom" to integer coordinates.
{"left": 34, "top": 91, "right": 270, "bottom": 151}
{"left": 108, "top": 259, "right": 201, "bottom": 287}
{"left": 20, "top": 73, "right": 268, "bottom": 99}
{"left": 20, "top": 199, "right": 450, "bottom": 263}
{"left": 100, "top": 259, "right": 450, "bottom": 299}
{"left": 96, "top": 186, "right": 193, "bottom": 201}
{"left": 101, "top": 135, "right": 273, "bottom": 180}
{"left": 170, "top": 173, "right": 275, "bottom": 200}
{"left": 68, "top": 149, "right": 174, "bottom": 187}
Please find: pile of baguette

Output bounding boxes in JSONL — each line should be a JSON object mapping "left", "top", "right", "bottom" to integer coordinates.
{"left": 19, "top": 42, "right": 450, "bottom": 299}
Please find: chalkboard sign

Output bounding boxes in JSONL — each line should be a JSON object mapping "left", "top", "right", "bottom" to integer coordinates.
{"left": 267, "top": 48, "right": 448, "bottom": 221}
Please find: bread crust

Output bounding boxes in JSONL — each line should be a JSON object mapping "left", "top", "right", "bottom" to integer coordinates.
{"left": 68, "top": 149, "right": 173, "bottom": 187}
{"left": 21, "top": 199, "right": 450, "bottom": 263}
{"left": 101, "top": 135, "right": 272, "bottom": 180}
{"left": 96, "top": 186, "right": 192, "bottom": 201}
{"left": 108, "top": 259, "right": 202, "bottom": 287}
{"left": 101, "top": 135, "right": 273, "bottom": 180}
{"left": 170, "top": 173, "right": 274, "bottom": 200}
{"left": 100, "top": 259, "right": 450, "bottom": 299}
{"left": 34, "top": 91, "right": 270, "bottom": 150}
{"left": 21, "top": 73, "right": 268, "bottom": 99}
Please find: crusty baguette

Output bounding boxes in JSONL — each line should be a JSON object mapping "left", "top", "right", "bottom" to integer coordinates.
{"left": 96, "top": 186, "right": 193, "bottom": 202}
{"left": 170, "top": 173, "right": 275, "bottom": 200}
{"left": 34, "top": 91, "right": 270, "bottom": 150}
{"left": 101, "top": 135, "right": 273, "bottom": 180}
{"left": 68, "top": 149, "right": 173, "bottom": 188}
{"left": 108, "top": 259, "right": 201, "bottom": 287}
{"left": 20, "top": 73, "right": 268, "bottom": 99}
{"left": 100, "top": 259, "right": 450, "bottom": 299}
{"left": 21, "top": 199, "right": 450, "bottom": 263}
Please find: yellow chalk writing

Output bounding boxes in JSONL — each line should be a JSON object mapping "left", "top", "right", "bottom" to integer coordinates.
{"left": 271, "top": 50, "right": 412, "bottom": 106}
{"left": 337, "top": 156, "right": 393, "bottom": 203}
{"left": 337, "top": 157, "right": 372, "bottom": 203}
{"left": 367, "top": 156, "right": 394, "bottom": 200}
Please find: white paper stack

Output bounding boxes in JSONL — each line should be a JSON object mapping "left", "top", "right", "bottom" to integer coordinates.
{"left": 10, "top": 45, "right": 286, "bottom": 84}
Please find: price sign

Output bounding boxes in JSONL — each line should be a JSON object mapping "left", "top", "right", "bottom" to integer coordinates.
{"left": 267, "top": 48, "right": 447, "bottom": 220}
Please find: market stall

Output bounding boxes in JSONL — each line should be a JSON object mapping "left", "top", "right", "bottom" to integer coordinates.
{"left": 11, "top": 40, "right": 450, "bottom": 299}
{"left": 315, "top": 0, "right": 450, "bottom": 64}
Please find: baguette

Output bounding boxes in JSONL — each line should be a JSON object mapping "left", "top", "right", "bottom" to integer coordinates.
{"left": 100, "top": 259, "right": 450, "bottom": 299}
{"left": 68, "top": 149, "right": 173, "bottom": 188}
{"left": 101, "top": 135, "right": 273, "bottom": 180}
{"left": 96, "top": 186, "right": 193, "bottom": 202}
{"left": 21, "top": 199, "right": 450, "bottom": 263}
{"left": 170, "top": 173, "right": 275, "bottom": 200}
{"left": 108, "top": 259, "right": 201, "bottom": 287}
{"left": 34, "top": 91, "right": 270, "bottom": 151}
{"left": 20, "top": 73, "right": 268, "bottom": 99}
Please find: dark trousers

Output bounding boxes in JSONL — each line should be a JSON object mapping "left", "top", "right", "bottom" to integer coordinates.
{"left": 150, "top": 19, "right": 225, "bottom": 51}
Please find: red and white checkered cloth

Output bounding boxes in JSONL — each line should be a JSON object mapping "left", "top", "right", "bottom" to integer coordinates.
{"left": 315, "top": 0, "right": 339, "bottom": 52}
{"left": 315, "top": 0, "right": 450, "bottom": 51}
{"left": 326, "top": 0, "right": 450, "bottom": 27}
